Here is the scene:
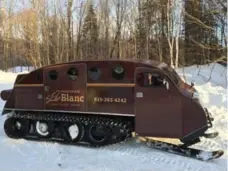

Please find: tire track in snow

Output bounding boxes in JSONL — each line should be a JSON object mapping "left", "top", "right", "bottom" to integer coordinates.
{"left": 97, "top": 138, "right": 227, "bottom": 171}
{"left": 35, "top": 139, "right": 227, "bottom": 171}
{"left": 95, "top": 139, "right": 200, "bottom": 171}
{"left": 54, "top": 139, "right": 191, "bottom": 171}
{"left": 0, "top": 126, "right": 226, "bottom": 171}
{"left": 193, "top": 138, "right": 223, "bottom": 151}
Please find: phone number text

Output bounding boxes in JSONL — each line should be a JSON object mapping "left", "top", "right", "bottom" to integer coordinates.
{"left": 94, "top": 97, "right": 127, "bottom": 103}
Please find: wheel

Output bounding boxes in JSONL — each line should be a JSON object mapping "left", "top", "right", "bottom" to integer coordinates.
{"left": 62, "top": 122, "right": 85, "bottom": 143}
{"left": 35, "top": 120, "right": 54, "bottom": 138}
{"left": 4, "top": 117, "right": 29, "bottom": 139}
{"left": 87, "top": 124, "right": 111, "bottom": 146}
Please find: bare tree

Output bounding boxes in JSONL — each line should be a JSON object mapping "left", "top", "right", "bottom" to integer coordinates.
{"left": 75, "top": 2, "right": 86, "bottom": 60}
{"left": 173, "top": 0, "right": 183, "bottom": 68}
{"left": 67, "top": 0, "right": 73, "bottom": 61}
{"left": 98, "top": 0, "right": 110, "bottom": 59}
{"left": 166, "top": 0, "right": 174, "bottom": 67}
{"left": 109, "top": 0, "right": 128, "bottom": 59}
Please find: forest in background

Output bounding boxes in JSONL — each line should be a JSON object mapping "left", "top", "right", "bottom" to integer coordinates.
{"left": 0, "top": 0, "right": 227, "bottom": 70}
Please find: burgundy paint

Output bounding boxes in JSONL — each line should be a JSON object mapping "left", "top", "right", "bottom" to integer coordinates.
{"left": 0, "top": 89, "right": 12, "bottom": 101}
{"left": 0, "top": 60, "right": 209, "bottom": 140}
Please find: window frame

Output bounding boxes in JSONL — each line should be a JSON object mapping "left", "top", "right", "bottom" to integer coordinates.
{"left": 88, "top": 66, "right": 101, "bottom": 81}
{"left": 48, "top": 70, "right": 58, "bottom": 80}
{"left": 67, "top": 67, "right": 79, "bottom": 81}
{"left": 136, "top": 71, "right": 168, "bottom": 88}
{"left": 112, "top": 65, "right": 125, "bottom": 80}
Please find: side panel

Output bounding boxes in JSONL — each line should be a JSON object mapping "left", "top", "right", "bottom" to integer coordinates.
{"left": 43, "top": 63, "right": 87, "bottom": 111}
{"left": 14, "top": 86, "right": 44, "bottom": 109}
{"left": 86, "top": 61, "right": 135, "bottom": 115}
{"left": 2, "top": 72, "right": 43, "bottom": 112}
{"left": 87, "top": 86, "right": 134, "bottom": 115}
{"left": 134, "top": 67, "right": 182, "bottom": 138}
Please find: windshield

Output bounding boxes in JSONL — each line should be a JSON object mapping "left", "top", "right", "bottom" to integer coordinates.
{"left": 163, "top": 66, "right": 182, "bottom": 85}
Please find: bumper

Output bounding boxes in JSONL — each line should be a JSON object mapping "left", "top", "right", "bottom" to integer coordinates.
{"left": 180, "top": 107, "right": 215, "bottom": 144}
{"left": 0, "top": 89, "right": 12, "bottom": 101}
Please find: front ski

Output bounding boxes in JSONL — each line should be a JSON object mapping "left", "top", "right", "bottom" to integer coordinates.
{"left": 137, "top": 137, "right": 224, "bottom": 161}
{"left": 203, "top": 132, "right": 218, "bottom": 139}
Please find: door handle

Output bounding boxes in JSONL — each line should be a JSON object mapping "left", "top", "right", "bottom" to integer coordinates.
{"left": 44, "top": 86, "right": 50, "bottom": 92}
{"left": 136, "top": 92, "right": 143, "bottom": 98}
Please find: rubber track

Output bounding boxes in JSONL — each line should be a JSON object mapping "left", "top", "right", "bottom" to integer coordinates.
{"left": 5, "top": 111, "right": 133, "bottom": 147}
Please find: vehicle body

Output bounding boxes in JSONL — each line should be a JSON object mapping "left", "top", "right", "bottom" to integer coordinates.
{"left": 1, "top": 59, "right": 221, "bottom": 160}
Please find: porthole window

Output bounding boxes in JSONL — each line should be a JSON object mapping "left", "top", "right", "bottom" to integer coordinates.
{"left": 88, "top": 67, "right": 101, "bottom": 80}
{"left": 49, "top": 70, "right": 58, "bottom": 80}
{"left": 112, "top": 65, "right": 125, "bottom": 80}
{"left": 67, "top": 67, "right": 78, "bottom": 80}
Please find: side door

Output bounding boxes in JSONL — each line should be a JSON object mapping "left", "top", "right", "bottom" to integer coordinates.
{"left": 134, "top": 67, "right": 182, "bottom": 138}
{"left": 43, "top": 63, "right": 87, "bottom": 112}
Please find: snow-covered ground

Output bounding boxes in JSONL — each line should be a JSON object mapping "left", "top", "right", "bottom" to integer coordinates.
{"left": 0, "top": 64, "right": 227, "bottom": 171}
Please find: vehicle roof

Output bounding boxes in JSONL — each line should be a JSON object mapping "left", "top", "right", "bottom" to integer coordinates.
{"left": 40, "top": 59, "right": 168, "bottom": 70}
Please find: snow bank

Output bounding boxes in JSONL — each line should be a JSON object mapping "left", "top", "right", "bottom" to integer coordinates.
{"left": 0, "top": 64, "right": 227, "bottom": 171}
{"left": 176, "top": 63, "right": 227, "bottom": 88}
{"left": 0, "top": 67, "right": 30, "bottom": 83}
{"left": 6, "top": 66, "right": 34, "bottom": 73}
{"left": 176, "top": 63, "right": 227, "bottom": 154}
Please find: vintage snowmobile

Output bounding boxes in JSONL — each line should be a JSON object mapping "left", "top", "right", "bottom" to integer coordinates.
{"left": 0, "top": 59, "right": 224, "bottom": 161}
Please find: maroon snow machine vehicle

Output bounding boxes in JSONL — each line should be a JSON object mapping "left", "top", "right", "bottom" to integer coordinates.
{"left": 1, "top": 59, "right": 224, "bottom": 161}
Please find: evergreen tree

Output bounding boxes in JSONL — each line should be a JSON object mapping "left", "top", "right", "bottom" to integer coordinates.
{"left": 184, "top": 0, "right": 202, "bottom": 65}
{"left": 184, "top": 0, "right": 220, "bottom": 65}
{"left": 81, "top": 1, "right": 98, "bottom": 59}
{"left": 135, "top": 0, "right": 167, "bottom": 61}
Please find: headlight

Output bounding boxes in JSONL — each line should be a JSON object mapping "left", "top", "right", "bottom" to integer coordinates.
{"left": 192, "top": 91, "right": 199, "bottom": 99}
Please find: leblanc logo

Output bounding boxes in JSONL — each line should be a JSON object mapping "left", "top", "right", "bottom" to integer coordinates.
{"left": 45, "top": 90, "right": 84, "bottom": 104}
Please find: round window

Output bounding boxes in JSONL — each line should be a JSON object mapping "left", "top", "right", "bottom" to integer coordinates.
{"left": 67, "top": 67, "right": 78, "bottom": 80}
{"left": 88, "top": 67, "right": 101, "bottom": 80}
{"left": 49, "top": 70, "right": 58, "bottom": 80}
{"left": 112, "top": 65, "right": 125, "bottom": 80}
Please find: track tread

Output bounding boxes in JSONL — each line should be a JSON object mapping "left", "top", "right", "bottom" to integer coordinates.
{"left": 4, "top": 111, "right": 133, "bottom": 148}
{"left": 3, "top": 111, "right": 223, "bottom": 161}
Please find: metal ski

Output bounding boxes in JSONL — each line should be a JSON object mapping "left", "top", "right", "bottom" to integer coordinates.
{"left": 137, "top": 137, "right": 224, "bottom": 161}
{"left": 203, "top": 132, "right": 218, "bottom": 139}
